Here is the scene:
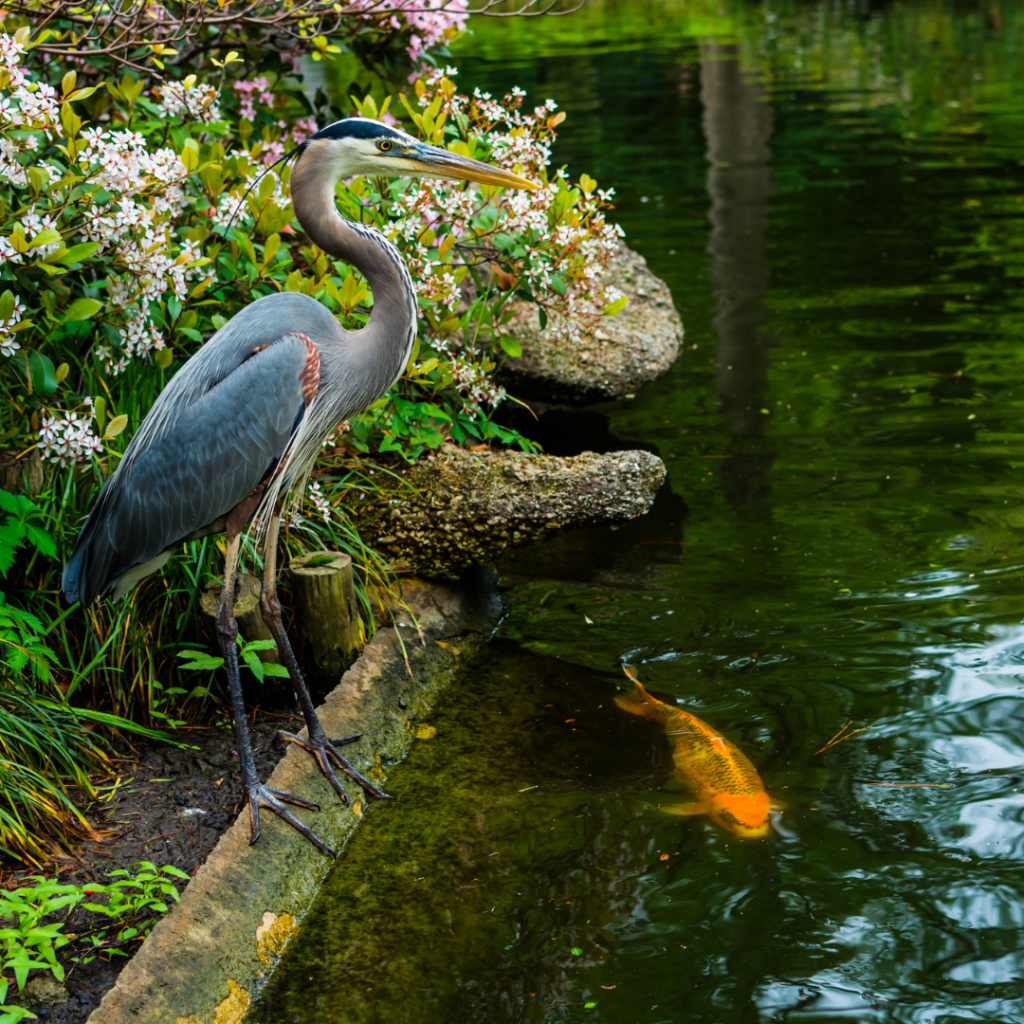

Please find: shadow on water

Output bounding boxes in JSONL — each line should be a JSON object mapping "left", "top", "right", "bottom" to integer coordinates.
{"left": 255, "top": 1, "right": 1024, "bottom": 1020}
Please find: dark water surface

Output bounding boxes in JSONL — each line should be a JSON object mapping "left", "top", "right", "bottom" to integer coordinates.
{"left": 254, "top": 2, "right": 1024, "bottom": 1020}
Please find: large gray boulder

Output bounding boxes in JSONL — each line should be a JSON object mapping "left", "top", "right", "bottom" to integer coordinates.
{"left": 498, "top": 242, "right": 683, "bottom": 401}
{"left": 341, "top": 445, "right": 666, "bottom": 578}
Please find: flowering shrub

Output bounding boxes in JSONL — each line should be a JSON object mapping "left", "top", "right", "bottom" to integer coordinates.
{"left": 0, "top": 26, "right": 626, "bottom": 469}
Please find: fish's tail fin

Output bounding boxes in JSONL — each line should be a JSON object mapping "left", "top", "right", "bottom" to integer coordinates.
{"left": 615, "top": 666, "right": 666, "bottom": 722}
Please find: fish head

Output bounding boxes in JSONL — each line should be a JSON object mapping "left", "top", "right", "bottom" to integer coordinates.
{"left": 708, "top": 793, "right": 771, "bottom": 839}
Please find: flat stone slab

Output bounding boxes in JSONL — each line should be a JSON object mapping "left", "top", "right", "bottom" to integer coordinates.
{"left": 499, "top": 242, "right": 684, "bottom": 401}
{"left": 87, "top": 578, "right": 497, "bottom": 1024}
{"left": 343, "top": 446, "right": 666, "bottom": 578}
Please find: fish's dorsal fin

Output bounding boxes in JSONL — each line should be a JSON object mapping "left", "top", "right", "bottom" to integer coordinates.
{"left": 622, "top": 664, "right": 640, "bottom": 684}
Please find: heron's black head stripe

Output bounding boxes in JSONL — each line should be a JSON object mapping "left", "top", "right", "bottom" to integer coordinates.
{"left": 309, "top": 119, "right": 406, "bottom": 143}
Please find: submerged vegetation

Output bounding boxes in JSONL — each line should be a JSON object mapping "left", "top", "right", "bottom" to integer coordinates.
{"left": 0, "top": 0, "right": 625, "bottom": 867}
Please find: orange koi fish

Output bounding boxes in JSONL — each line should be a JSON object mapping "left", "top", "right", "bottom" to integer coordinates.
{"left": 615, "top": 667, "right": 771, "bottom": 838}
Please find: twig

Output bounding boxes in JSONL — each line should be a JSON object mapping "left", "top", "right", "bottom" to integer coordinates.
{"left": 861, "top": 782, "right": 953, "bottom": 788}
{"left": 813, "top": 719, "right": 869, "bottom": 756}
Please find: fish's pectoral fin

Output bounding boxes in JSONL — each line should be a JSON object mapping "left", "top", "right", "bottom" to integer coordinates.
{"left": 659, "top": 801, "right": 706, "bottom": 818}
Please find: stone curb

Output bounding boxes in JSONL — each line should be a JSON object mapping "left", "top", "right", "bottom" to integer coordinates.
{"left": 86, "top": 577, "right": 497, "bottom": 1024}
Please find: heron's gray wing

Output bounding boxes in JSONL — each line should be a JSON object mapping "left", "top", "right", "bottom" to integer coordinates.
{"left": 123, "top": 293, "right": 340, "bottom": 468}
{"left": 63, "top": 333, "right": 318, "bottom": 606}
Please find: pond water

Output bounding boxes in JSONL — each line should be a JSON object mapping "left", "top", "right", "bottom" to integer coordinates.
{"left": 253, "top": 2, "right": 1024, "bottom": 1020}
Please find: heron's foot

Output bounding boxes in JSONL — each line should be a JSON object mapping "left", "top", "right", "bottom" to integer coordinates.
{"left": 277, "top": 729, "right": 393, "bottom": 803}
{"left": 247, "top": 782, "right": 334, "bottom": 858}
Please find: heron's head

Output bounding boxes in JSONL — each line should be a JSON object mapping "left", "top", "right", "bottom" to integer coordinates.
{"left": 296, "top": 117, "right": 540, "bottom": 191}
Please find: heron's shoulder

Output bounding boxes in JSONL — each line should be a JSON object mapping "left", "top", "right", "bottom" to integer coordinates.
{"left": 210, "top": 293, "right": 341, "bottom": 347}
{"left": 170, "top": 295, "right": 339, "bottom": 386}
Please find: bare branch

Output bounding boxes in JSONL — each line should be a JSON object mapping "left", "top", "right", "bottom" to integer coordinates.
{"left": 6, "top": 0, "right": 584, "bottom": 78}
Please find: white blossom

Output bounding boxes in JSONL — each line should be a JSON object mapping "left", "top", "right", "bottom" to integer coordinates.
{"left": 38, "top": 410, "right": 104, "bottom": 466}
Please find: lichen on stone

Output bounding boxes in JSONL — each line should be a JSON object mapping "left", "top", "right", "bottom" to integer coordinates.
{"left": 256, "top": 911, "right": 299, "bottom": 969}
{"left": 342, "top": 447, "right": 666, "bottom": 578}
{"left": 213, "top": 979, "right": 251, "bottom": 1024}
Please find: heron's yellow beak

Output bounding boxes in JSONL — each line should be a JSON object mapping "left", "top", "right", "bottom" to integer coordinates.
{"left": 406, "top": 143, "right": 541, "bottom": 191}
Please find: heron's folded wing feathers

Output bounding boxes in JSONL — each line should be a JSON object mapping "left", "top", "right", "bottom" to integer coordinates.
{"left": 62, "top": 335, "right": 316, "bottom": 606}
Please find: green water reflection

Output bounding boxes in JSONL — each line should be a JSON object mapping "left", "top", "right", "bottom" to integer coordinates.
{"left": 254, "top": 1, "right": 1024, "bottom": 1020}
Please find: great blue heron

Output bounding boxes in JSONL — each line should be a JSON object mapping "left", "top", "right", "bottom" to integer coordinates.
{"left": 62, "top": 118, "right": 538, "bottom": 856}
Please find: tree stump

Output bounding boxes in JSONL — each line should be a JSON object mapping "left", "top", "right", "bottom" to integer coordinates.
{"left": 288, "top": 550, "right": 362, "bottom": 691}
{"left": 199, "top": 573, "right": 278, "bottom": 664}
{"left": 0, "top": 449, "right": 44, "bottom": 496}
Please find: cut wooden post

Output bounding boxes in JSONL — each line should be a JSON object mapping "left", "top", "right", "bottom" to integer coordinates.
{"left": 199, "top": 572, "right": 278, "bottom": 664}
{"left": 288, "top": 550, "right": 362, "bottom": 687}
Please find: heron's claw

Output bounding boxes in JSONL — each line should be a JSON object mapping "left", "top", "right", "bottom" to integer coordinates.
{"left": 246, "top": 782, "right": 334, "bottom": 858}
{"left": 277, "top": 729, "right": 393, "bottom": 802}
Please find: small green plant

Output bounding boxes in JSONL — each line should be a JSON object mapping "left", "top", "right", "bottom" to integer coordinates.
{"left": 177, "top": 636, "right": 289, "bottom": 686}
{"left": 0, "top": 862, "right": 189, "bottom": 1019}
{"left": 79, "top": 862, "right": 190, "bottom": 955}
{"left": 0, "top": 876, "right": 85, "bottom": 1021}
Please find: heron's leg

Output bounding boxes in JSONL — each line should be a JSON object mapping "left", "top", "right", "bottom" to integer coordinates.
{"left": 259, "top": 514, "right": 391, "bottom": 802}
{"left": 217, "top": 525, "right": 335, "bottom": 857}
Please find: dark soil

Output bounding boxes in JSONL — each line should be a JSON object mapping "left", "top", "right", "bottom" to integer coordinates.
{"left": 5, "top": 707, "right": 300, "bottom": 1023}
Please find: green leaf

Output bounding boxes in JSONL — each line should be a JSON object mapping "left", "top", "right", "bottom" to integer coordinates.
{"left": 55, "top": 242, "right": 100, "bottom": 265}
{"left": 62, "top": 297, "right": 103, "bottom": 323}
{"left": 28, "top": 228, "right": 61, "bottom": 250}
{"left": 103, "top": 413, "right": 128, "bottom": 439}
{"left": 241, "top": 639, "right": 277, "bottom": 652}
{"left": 0, "top": 489, "right": 24, "bottom": 515}
{"left": 603, "top": 295, "right": 628, "bottom": 316}
{"left": 27, "top": 352, "right": 58, "bottom": 396}
{"left": 22, "top": 523, "right": 56, "bottom": 559}
{"left": 262, "top": 663, "right": 290, "bottom": 678}
{"left": 240, "top": 647, "right": 264, "bottom": 683}
{"left": 176, "top": 650, "right": 225, "bottom": 672}
{"left": 93, "top": 395, "right": 106, "bottom": 435}
{"left": 548, "top": 275, "right": 567, "bottom": 297}
{"left": 499, "top": 336, "right": 522, "bottom": 358}
{"left": 0, "top": 290, "right": 14, "bottom": 322}
{"left": 419, "top": 403, "right": 452, "bottom": 422}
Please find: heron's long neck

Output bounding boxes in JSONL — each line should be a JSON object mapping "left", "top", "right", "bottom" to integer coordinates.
{"left": 289, "top": 146, "right": 417, "bottom": 402}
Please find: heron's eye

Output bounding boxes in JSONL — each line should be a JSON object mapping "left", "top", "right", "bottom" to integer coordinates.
{"left": 378, "top": 140, "right": 393, "bottom": 152}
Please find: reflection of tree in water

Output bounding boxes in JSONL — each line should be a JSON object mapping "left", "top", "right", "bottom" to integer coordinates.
{"left": 700, "top": 42, "right": 777, "bottom": 510}
{"left": 252, "top": 649, "right": 656, "bottom": 1024}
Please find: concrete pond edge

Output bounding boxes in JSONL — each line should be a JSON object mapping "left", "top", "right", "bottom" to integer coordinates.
{"left": 87, "top": 575, "right": 500, "bottom": 1024}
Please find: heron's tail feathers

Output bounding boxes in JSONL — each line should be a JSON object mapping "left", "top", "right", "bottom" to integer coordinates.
{"left": 62, "top": 507, "right": 116, "bottom": 607}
